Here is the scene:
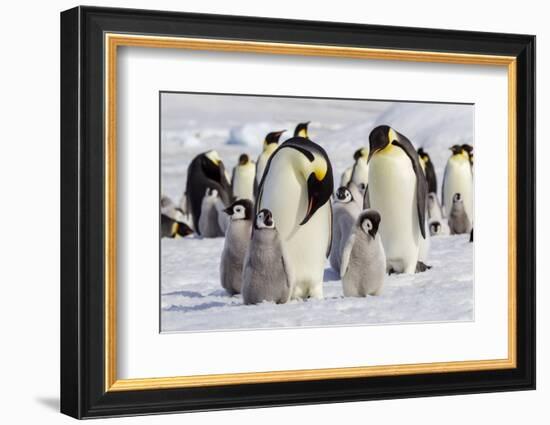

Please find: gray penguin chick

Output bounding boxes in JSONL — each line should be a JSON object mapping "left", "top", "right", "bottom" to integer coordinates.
{"left": 347, "top": 181, "right": 366, "bottom": 211}
{"left": 341, "top": 209, "right": 386, "bottom": 297}
{"left": 220, "top": 199, "right": 253, "bottom": 295}
{"left": 330, "top": 186, "right": 361, "bottom": 273}
{"left": 241, "top": 209, "right": 292, "bottom": 305}
{"left": 198, "top": 188, "right": 224, "bottom": 237}
{"left": 448, "top": 193, "right": 472, "bottom": 235}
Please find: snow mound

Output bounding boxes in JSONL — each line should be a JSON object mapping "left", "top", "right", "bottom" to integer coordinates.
{"left": 226, "top": 122, "right": 276, "bottom": 146}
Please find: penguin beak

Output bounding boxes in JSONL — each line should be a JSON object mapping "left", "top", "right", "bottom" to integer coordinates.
{"left": 223, "top": 206, "right": 233, "bottom": 215}
{"left": 301, "top": 172, "right": 333, "bottom": 225}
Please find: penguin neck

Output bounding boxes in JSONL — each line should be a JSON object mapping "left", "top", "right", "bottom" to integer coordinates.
{"left": 263, "top": 143, "right": 278, "bottom": 155}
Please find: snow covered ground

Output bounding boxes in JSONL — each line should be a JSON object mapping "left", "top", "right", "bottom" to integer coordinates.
{"left": 160, "top": 92, "right": 474, "bottom": 333}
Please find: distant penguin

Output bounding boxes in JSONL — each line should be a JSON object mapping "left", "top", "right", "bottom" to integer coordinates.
{"left": 161, "top": 213, "right": 194, "bottom": 238}
{"left": 442, "top": 145, "right": 473, "bottom": 221}
{"left": 417, "top": 148, "right": 438, "bottom": 194}
{"left": 347, "top": 181, "right": 366, "bottom": 211}
{"left": 368, "top": 125, "right": 429, "bottom": 274}
{"left": 448, "top": 193, "right": 472, "bottom": 235}
{"left": 256, "top": 137, "right": 334, "bottom": 299}
{"left": 186, "top": 150, "right": 232, "bottom": 234}
{"left": 220, "top": 199, "right": 254, "bottom": 295}
{"left": 330, "top": 186, "right": 361, "bottom": 273}
{"left": 232, "top": 154, "right": 255, "bottom": 201}
{"left": 341, "top": 210, "right": 386, "bottom": 297}
{"left": 242, "top": 209, "right": 292, "bottom": 305}
{"left": 428, "top": 218, "right": 450, "bottom": 236}
{"left": 350, "top": 147, "right": 370, "bottom": 188}
{"left": 462, "top": 143, "right": 474, "bottom": 166}
{"left": 340, "top": 166, "right": 353, "bottom": 187}
{"left": 198, "top": 188, "right": 224, "bottom": 237}
{"left": 294, "top": 121, "right": 310, "bottom": 138}
{"left": 255, "top": 131, "right": 285, "bottom": 193}
{"left": 427, "top": 192, "right": 444, "bottom": 220}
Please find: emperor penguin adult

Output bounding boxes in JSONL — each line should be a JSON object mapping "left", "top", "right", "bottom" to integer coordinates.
{"left": 330, "top": 186, "right": 361, "bottom": 273}
{"left": 294, "top": 122, "right": 310, "bottom": 138}
{"left": 350, "top": 147, "right": 370, "bottom": 188}
{"left": 417, "top": 147, "right": 438, "bottom": 194}
{"left": 231, "top": 154, "right": 255, "bottom": 201}
{"left": 367, "top": 125, "right": 429, "bottom": 274}
{"left": 255, "top": 130, "right": 285, "bottom": 193}
{"left": 341, "top": 209, "right": 386, "bottom": 297}
{"left": 442, "top": 145, "right": 473, "bottom": 221}
{"left": 186, "top": 150, "right": 232, "bottom": 234}
{"left": 242, "top": 209, "right": 292, "bottom": 305}
{"left": 220, "top": 199, "right": 254, "bottom": 295}
{"left": 256, "top": 136, "right": 334, "bottom": 299}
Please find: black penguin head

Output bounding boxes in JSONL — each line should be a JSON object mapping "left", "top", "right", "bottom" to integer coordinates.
{"left": 353, "top": 147, "right": 368, "bottom": 161}
{"left": 335, "top": 186, "right": 353, "bottom": 203}
{"left": 359, "top": 209, "right": 381, "bottom": 238}
{"left": 417, "top": 147, "right": 431, "bottom": 163}
{"left": 450, "top": 145, "right": 464, "bottom": 156}
{"left": 201, "top": 150, "right": 225, "bottom": 183}
{"left": 224, "top": 199, "right": 253, "bottom": 221}
{"left": 238, "top": 154, "right": 250, "bottom": 166}
{"left": 294, "top": 122, "right": 310, "bottom": 138}
{"left": 368, "top": 125, "right": 393, "bottom": 161}
{"left": 429, "top": 221, "right": 441, "bottom": 235}
{"left": 453, "top": 193, "right": 462, "bottom": 203}
{"left": 255, "top": 209, "right": 275, "bottom": 229}
{"left": 264, "top": 130, "right": 286, "bottom": 148}
{"left": 461, "top": 144, "right": 473, "bottom": 154}
{"left": 279, "top": 137, "right": 334, "bottom": 226}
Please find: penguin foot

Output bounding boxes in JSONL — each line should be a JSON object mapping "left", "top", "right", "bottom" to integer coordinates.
{"left": 415, "top": 261, "right": 432, "bottom": 273}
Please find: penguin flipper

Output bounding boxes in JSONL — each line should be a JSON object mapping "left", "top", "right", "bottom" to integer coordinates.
{"left": 340, "top": 234, "right": 355, "bottom": 279}
{"left": 326, "top": 200, "right": 333, "bottom": 258}
{"left": 363, "top": 184, "right": 370, "bottom": 209}
{"left": 393, "top": 134, "right": 428, "bottom": 239}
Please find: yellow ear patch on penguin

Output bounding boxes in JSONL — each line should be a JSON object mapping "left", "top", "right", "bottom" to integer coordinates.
{"left": 297, "top": 128, "right": 308, "bottom": 138}
{"left": 312, "top": 158, "right": 328, "bottom": 181}
{"left": 171, "top": 222, "right": 180, "bottom": 238}
{"left": 206, "top": 150, "right": 221, "bottom": 165}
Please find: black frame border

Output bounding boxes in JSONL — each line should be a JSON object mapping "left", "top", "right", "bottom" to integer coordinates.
{"left": 60, "top": 6, "right": 535, "bottom": 419}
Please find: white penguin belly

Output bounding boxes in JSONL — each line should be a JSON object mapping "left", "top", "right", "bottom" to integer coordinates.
{"left": 259, "top": 153, "right": 329, "bottom": 298}
{"left": 233, "top": 165, "right": 255, "bottom": 200}
{"left": 443, "top": 159, "right": 473, "bottom": 221}
{"left": 368, "top": 151, "right": 419, "bottom": 274}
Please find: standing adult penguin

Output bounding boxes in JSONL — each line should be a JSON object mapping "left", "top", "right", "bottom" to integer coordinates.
{"left": 294, "top": 121, "right": 310, "bottom": 138}
{"left": 367, "top": 125, "right": 429, "bottom": 274}
{"left": 330, "top": 186, "right": 361, "bottom": 273}
{"left": 186, "top": 150, "right": 232, "bottom": 234}
{"left": 256, "top": 136, "right": 334, "bottom": 299}
{"left": 442, "top": 145, "right": 473, "bottom": 221}
{"left": 242, "top": 209, "right": 292, "bottom": 305}
{"left": 231, "top": 153, "right": 255, "bottom": 201}
{"left": 350, "top": 147, "right": 370, "bottom": 188}
{"left": 341, "top": 209, "right": 386, "bottom": 297}
{"left": 417, "top": 147, "right": 438, "bottom": 194}
{"left": 255, "top": 130, "right": 285, "bottom": 193}
{"left": 220, "top": 199, "right": 254, "bottom": 295}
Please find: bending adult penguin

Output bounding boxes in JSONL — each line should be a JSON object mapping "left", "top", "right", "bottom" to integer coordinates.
{"left": 368, "top": 125, "right": 429, "bottom": 274}
{"left": 186, "top": 150, "right": 232, "bottom": 234}
{"left": 231, "top": 153, "right": 255, "bottom": 201}
{"left": 255, "top": 130, "right": 285, "bottom": 193}
{"left": 294, "top": 121, "right": 310, "bottom": 138}
{"left": 417, "top": 147, "right": 438, "bottom": 194}
{"left": 442, "top": 145, "right": 473, "bottom": 221}
{"left": 350, "top": 147, "right": 369, "bottom": 188}
{"left": 256, "top": 136, "right": 334, "bottom": 299}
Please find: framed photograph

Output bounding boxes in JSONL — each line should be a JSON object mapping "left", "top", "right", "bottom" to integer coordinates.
{"left": 60, "top": 6, "right": 536, "bottom": 419}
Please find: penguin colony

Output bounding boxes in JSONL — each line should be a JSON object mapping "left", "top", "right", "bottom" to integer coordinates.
{"left": 163, "top": 121, "right": 474, "bottom": 304}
